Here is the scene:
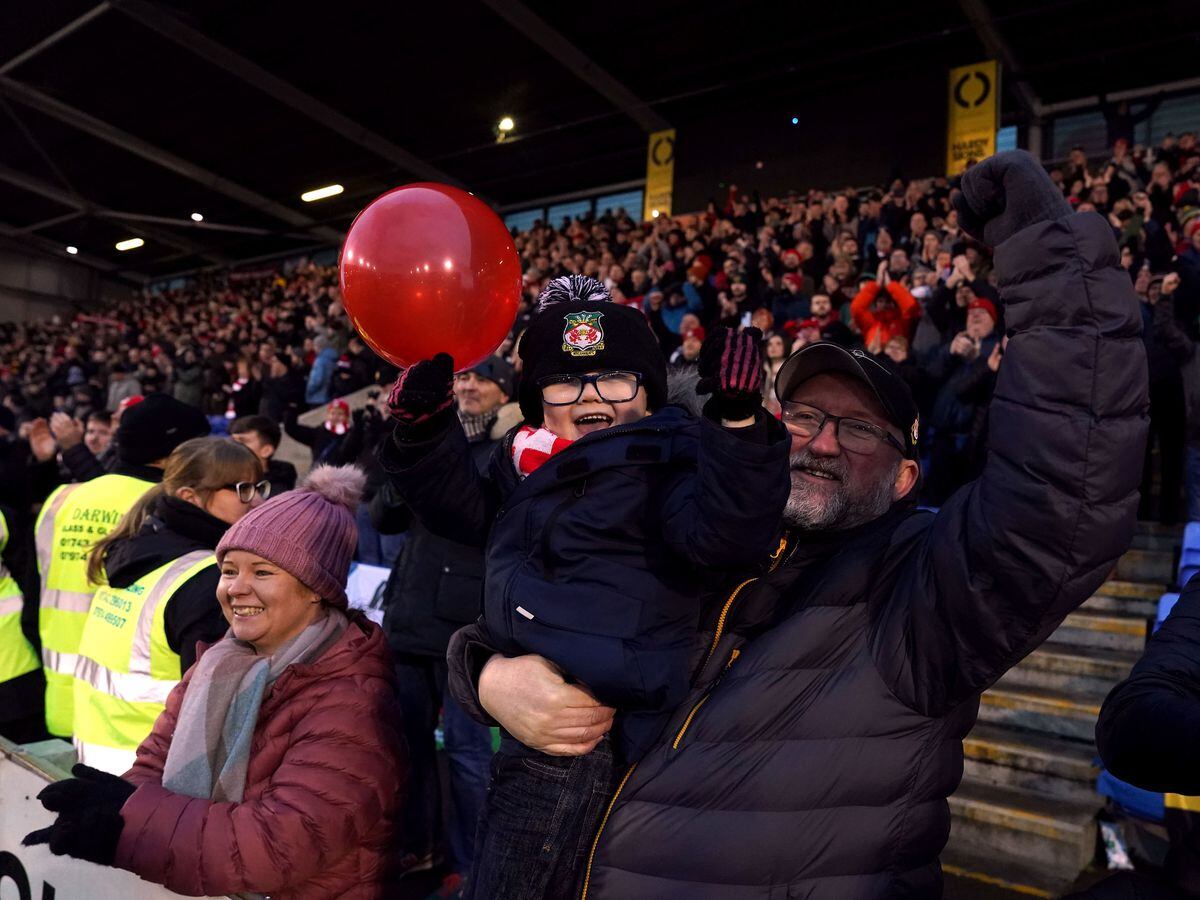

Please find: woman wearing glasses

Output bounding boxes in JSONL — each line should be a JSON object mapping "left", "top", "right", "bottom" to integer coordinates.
{"left": 70, "top": 436, "right": 268, "bottom": 773}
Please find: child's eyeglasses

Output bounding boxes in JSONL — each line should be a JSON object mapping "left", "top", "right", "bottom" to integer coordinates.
{"left": 538, "top": 371, "right": 643, "bottom": 405}
{"left": 222, "top": 480, "right": 272, "bottom": 503}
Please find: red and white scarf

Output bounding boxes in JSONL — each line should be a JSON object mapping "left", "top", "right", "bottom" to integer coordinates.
{"left": 512, "top": 425, "right": 574, "bottom": 477}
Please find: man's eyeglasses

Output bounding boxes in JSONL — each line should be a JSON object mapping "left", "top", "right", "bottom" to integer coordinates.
{"left": 538, "top": 371, "right": 642, "bottom": 406}
{"left": 222, "top": 480, "right": 272, "bottom": 503}
{"left": 781, "top": 401, "right": 904, "bottom": 456}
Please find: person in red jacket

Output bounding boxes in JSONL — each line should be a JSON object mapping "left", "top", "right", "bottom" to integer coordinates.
{"left": 850, "top": 256, "right": 923, "bottom": 350}
{"left": 25, "top": 465, "right": 405, "bottom": 900}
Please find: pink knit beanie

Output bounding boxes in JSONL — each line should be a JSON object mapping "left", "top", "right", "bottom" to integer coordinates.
{"left": 215, "top": 465, "right": 365, "bottom": 608}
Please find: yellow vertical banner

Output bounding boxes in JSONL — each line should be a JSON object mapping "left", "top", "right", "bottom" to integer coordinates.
{"left": 643, "top": 129, "right": 675, "bottom": 221}
{"left": 946, "top": 60, "right": 1000, "bottom": 175}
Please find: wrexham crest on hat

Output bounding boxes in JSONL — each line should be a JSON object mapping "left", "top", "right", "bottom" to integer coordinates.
{"left": 562, "top": 311, "right": 604, "bottom": 357}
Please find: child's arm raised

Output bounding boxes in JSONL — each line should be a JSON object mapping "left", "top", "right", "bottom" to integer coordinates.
{"left": 376, "top": 354, "right": 500, "bottom": 547}
{"left": 661, "top": 328, "right": 791, "bottom": 566}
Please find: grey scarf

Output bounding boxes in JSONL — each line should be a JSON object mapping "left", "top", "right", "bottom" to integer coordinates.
{"left": 162, "top": 609, "right": 348, "bottom": 802}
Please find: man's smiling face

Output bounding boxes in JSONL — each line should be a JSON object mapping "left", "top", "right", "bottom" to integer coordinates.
{"left": 782, "top": 373, "right": 917, "bottom": 530}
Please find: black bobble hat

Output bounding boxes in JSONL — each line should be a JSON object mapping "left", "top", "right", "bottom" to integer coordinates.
{"left": 517, "top": 275, "right": 667, "bottom": 425}
{"left": 117, "top": 394, "right": 211, "bottom": 465}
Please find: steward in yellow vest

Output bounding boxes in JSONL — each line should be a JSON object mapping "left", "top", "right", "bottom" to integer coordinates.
{"left": 34, "top": 394, "right": 211, "bottom": 738}
{"left": 73, "top": 436, "right": 265, "bottom": 773}
{"left": 0, "top": 503, "right": 43, "bottom": 743}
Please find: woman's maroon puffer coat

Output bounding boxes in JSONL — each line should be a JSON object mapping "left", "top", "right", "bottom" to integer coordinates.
{"left": 113, "top": 618, "right": 405, "bottom": 899}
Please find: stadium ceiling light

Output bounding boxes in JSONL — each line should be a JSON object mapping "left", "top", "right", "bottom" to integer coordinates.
{"left": 115, "top": 237, "right": 144, "bottom": 251}
{"left": 66, "top": 245, "right": 79, "bottom": 255}
{"left": 651, "top": 209, "right": 660, "bottom": 219}
{"left": 191, "top": 212, "right": 204, "bottom": 222}
{"left": 301, "top": 184, "right": 344, "bottom": 202}
{"left": 791, "top": 116, "right": 799, "bottom": 125}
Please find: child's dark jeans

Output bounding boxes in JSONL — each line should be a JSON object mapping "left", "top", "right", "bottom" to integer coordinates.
{"left": 465, "top": 736, "right": 620, "bottom": 900}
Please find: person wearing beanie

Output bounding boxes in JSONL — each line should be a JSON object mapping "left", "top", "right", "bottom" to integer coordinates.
{"left": 27, "top": 465, "right": 405, "bottom": 900}
{"left": 284, "top": 397, "right": 352, "bottom": 465}
{"left": 379, "top": 274, "right": 791, "bottom": 900}
{"left": 34, "top": 394, "right": 211, "bottom": 738}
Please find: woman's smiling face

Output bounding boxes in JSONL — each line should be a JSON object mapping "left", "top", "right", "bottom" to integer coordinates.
{"left": 217, "top": 550, "right": 323, "bottom": 655}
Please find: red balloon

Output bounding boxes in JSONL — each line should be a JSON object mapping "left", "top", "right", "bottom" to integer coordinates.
{"left": 339, "top": 183, "right": 521, "bottom": 370}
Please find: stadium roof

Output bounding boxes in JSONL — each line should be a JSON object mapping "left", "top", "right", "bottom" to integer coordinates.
{"left": 1, "top": 0, "right": 1195, "bottom": 282}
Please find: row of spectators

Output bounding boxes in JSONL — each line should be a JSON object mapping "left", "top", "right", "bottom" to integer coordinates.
{"left": 2, "top": 130, "right": 1199, "bottom": 524}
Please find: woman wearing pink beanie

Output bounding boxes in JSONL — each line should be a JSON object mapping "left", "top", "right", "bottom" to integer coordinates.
{"left": 27, "top": 465, "right": 406, "bottom": 900}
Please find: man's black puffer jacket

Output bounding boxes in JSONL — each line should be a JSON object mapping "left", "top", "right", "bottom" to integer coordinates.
{"left": 574, "top": 205, "right": 1149, "bottom": 897}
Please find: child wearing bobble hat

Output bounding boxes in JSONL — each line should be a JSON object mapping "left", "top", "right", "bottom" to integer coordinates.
{"left": 27, "top": 465, "right": 406, "bottom": 900}
{"left": 381, "top": 275, "right": 792, "bottom": 900}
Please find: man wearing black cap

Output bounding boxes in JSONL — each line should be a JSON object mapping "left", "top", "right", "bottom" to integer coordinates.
{"left": 455, "top": 152, "right": 1151, "bottom": 898}
{"left": 34, "top": 394, "right": 209, "bottom": 738}
{"left": 370, "top": 353, "right": 521, "bottom": 884}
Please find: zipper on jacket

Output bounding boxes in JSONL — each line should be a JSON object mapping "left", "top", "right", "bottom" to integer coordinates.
{"left": 580, "top": 761, "right": 638, "bottom": 900}
{"left": 578, "top": 536, "right": 788, "bottom": 897}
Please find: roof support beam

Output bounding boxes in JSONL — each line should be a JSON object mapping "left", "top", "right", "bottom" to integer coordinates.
{"left": 0, "top": 163, "right": 230, "bottom": 265}
{"left": 0, "top": 3, "right": 111, "bottom": 76}
{"left": 0, "top": 77, "right": 344, "bottom": 243}
{"left": 477, "top": 0, "right": 670, "bottom": 133}
{"left": 100, "top": 210, "right": 316, "bottom": 241}
{"left": 13, "top": 211, "right": 86, "bottom": 233}
{"left": 0, "top": 221, "right": 146, "bottom": 282}
{"left": 109, "top": 0, "right": 461, "bottom": 185}
{"left": 955, "top": 0, "right": 1044, "bottom": 157}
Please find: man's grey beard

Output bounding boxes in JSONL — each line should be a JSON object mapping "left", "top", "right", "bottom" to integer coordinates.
{"left": 782, "top": 448, "right": 899, "bottom": 531}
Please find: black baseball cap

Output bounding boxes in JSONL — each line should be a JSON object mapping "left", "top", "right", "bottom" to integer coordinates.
{"left": 774, "top": 343, "right": 920, "bottom": 458}
{"left": 468, "top": 356, "right": 515, "bottom": 399}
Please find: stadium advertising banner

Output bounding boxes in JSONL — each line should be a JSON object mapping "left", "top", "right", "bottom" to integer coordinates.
{"left": 643, "top": 129, "right": 676, "bottom": 221}
{"left": 0, "top": 741, "right": 227, "bottom": 900}
{"left": 946, "top": 60, "right": 1000, "bottom": 175}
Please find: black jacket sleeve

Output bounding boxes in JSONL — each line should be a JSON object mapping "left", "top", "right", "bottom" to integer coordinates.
{"left": 162, "top": 567, "right": 227, "bottom": 673}
{"left": 445, "top": 621, "right": 502, "bottom": 727}
{"left": 377, "top": 418, "right": 500, "bottom": 548}
{"left": 368, "top": 479, "right": 414, "bottom": 535}
{"left": 283, "top": 409, "right": 321, "bottom": 448}
{"left": 872, "top": 211, "right": 1150, "bottom": 717}
{"left": 660, "top": 413, "right": 790, "bottom": 567}
{"left": 1095, "top": 576, "right": 1200, "bottom": 794}
{"left": 60, "top": 443, "right": 107, "bottom": 482}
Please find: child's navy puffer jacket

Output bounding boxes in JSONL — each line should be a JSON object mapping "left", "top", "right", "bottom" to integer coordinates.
{"left": 380, "top": 405, "right": 790, "bottom": 760}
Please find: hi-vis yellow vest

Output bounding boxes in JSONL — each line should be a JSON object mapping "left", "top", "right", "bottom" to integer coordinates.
{"left": 73, "top": 549, "right": 214, "bottom": 775}
{"left": 35, "top": 474, "right": 155, "bottom": 737}
{"left": 0, "top": 510, "right": 38, "bottom": 687}
{"left": 1166, "top": 793, "right": 1200, "bottom": 813}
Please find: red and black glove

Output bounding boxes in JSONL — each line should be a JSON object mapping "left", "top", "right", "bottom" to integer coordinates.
{"left": 696, "top": 326, "right": 765, "bottom": 421}
{"left": 387, "top": 353, "right": 455, "bottom": 434}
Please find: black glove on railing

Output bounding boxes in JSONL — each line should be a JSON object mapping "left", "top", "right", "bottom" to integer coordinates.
{"left": 23, "top": 764, "right": 135, "bottom": 865}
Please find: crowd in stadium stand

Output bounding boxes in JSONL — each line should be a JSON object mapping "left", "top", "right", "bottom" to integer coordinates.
{"left": 2, "top": 130, "right": 1198, "bottom": 527}
{"left": 0, "top": 135, "right": 1194, "bottom": 898}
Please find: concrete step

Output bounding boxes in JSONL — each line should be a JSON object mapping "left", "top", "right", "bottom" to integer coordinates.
{"left": 999, "top": 641, "right": 1139, "bottom": 696}
{"left": 978, "top": 684, "right": 1102, "bottom": 741}
{"left": 947, "top": 780, "right": 1099, "bottom": 879}
{"left": 941, "top": 841, "right": 1080, "bottom": 898}
{"left": 1083, "top": 591, "right": 1159, "bottom": 618}
{"left": 1051, "top": 610, "right": 1149, "bottom": 653}
{"left": 1114, "top": 548, "right": 1176, "bottom": 584}
{"left": 1096, "top": 579, "right": 1166, "bottom": 601}
{"left": 962, "top": 723, "right": 1098, "bottom": 804}
{"left": 1135, "top": 521, "right": 1184, "bottom": 538}
{"left": 1129, "top": 530, "right": 1182, "bottom": 552}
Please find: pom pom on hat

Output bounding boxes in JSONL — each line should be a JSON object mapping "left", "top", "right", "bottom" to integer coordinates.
{"left": 536, "top": 274, "right": 610, "bottom": 312}
{"left": 300, "top": 464, "right": 365, "bottom": 511}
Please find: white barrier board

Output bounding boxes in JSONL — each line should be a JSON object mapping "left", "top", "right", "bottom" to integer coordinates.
{"left": 0, "top": 743, "right": 223, "bottom": 899}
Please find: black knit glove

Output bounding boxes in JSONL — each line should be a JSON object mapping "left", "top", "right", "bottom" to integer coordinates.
{"left": 696, "top": 326, "right": 765, "bottom": 421}
{"left": 954, "top": 149, "right": 1072, "bottom": 248}
{"left": 23, "top": 764, "right": 134, "bottom": 865}
{"left": 387, "top": 353, "right": 455, "bottom": 431}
